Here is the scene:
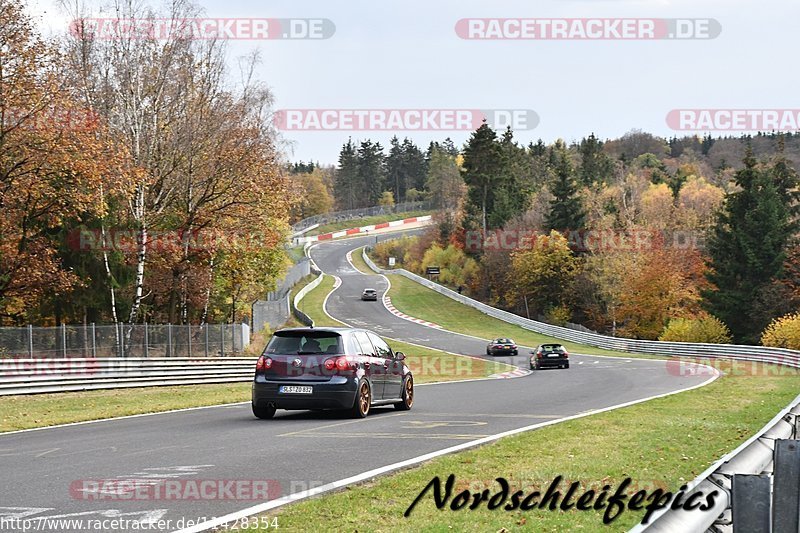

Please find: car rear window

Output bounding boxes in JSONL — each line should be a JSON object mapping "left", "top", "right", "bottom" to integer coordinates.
{"left": 542, "top": 344, "right": 565, "bottom": 353}
{"left": 265, "top": 331, "right": 343, "bottom": 355}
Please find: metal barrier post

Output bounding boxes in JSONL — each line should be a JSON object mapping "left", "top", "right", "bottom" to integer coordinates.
{"left": 205, "top": 325, "right": 209, "bottom": 357}
{"left": 188, "top": 325, "right": 192, "bottom": 358}
{"left": 27, "top": 324, "right": 33, "bottom": 358}
{"left": 773, "top": 440, "right": 800, "bottom": 533}
{"left": 220, "top": 324, "right": 224, "bottom": 356}
{"left": 61, "top": 324, "right": 67, "bottom": 358}
{"left": 144, "top": 323, "right": 149, "bottom": 358}
{"left": 91, "top": 323, "right": 96, "bottom": 358}
{"left": 732, "top": 474, "right": 770, "bottom": 533}
{"left": 167, "top": 323, "right": 173, "bottom": 358}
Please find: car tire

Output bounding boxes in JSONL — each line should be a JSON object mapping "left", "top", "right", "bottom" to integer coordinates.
{"left": 252, "top": 402, "right": 276, "bottom": 420}
{"left": 394, "top": 376, "right": 414, "bottom": 411}
{"left": 486, "top": 349, "right": 491, "bottom": 356}
{"left": 564, "top": 363, "right": 570, "bottom": 369}
{"left": 349, "top": 379, "right": 372, "bottom": 418}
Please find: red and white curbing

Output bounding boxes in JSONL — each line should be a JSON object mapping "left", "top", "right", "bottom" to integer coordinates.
{"left": 300, "top": 215, "right": 432, "bottom": 244}
{"left": 382, "top": 296, "right": 442, "bottom": 329}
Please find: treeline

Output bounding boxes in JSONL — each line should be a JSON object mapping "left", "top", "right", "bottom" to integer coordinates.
{"left": 334, "top": 137, "right": 462, "bottom": 209}
{"left": 0, "top": 0, "right": 292, "bottom": 327}
{"left": 368, "top": 125, "right": 800, "bottom": 346}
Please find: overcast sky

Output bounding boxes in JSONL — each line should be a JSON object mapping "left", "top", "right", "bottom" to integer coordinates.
{"left": 26, "top": 0, "right": 799, "bottom": 165}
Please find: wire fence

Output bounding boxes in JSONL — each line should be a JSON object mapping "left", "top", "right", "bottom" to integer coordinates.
{"left": 0, "top": 323, "right": 249, "bottom": 358}
{"left": 291, "top": 201, "right": 432, "bottom": 234}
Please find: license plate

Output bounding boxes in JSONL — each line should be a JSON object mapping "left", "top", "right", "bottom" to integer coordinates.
{"left": 279, "top": 385, "right": 313, "bottom": 394}
{"left": 547, "top": 353, "right": 561, "bottom": 358}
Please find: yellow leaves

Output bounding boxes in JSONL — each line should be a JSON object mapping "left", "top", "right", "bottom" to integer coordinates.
{"left": 761, "top": 312, "right": 800, "bottom": 349}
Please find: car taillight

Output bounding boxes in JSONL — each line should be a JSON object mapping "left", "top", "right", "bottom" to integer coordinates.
{"left": 325, "top": 356, "right": 356, "bottom": 371}
{"left": 511, "top": 345, "right": 517, "bottom": 349}
{"left": 537, "top": 352, "right": 543, "bottom": 359}
{"left": 256, "top": 356, "right": 272, "bottom": 370}
{"left": 563, "top": 351, "right": 569, "bottom": 358}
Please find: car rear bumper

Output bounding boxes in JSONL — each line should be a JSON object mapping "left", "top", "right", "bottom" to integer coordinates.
{"left": 490, "top": 348, "right": 517, "bottom": 355}
{"left": 252, "top": 376, "right": 358, "bottom": 410}
{"left": 361, "top": 296, "right": 378, "bottom": 301}
{"left": 532, "top": 357, "right": 568, "bottom": 367}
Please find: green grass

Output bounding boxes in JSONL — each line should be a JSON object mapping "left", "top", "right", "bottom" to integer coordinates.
{"left": 307, "top": 211, "right": 432, "bottom": 236}
{"left": 385, "top": 274, "right": 654, "bottom": 358}
{"left": 247, "top": 364, "right": 800, "bottom": 532}
{"left": 349, "top": 246, "right": 375, "bottom": 275}
{"left": 286, "top": 244, "right": 306, "bottom": 264}
{"left": 0, "top": 383, "right": 250, "bottom": 433}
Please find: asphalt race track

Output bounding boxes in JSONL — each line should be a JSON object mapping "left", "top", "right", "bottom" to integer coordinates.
{"left": 0, "top": 232, "right": 713, "bottom": 533}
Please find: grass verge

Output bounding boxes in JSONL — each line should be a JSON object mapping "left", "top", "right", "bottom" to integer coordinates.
{"left": 384, "top": 273, "right": 654, "bottom": 358}
{"left": 247, "top": 364, "right": 800, "bottom": 531}
{"left": 307, "top": 211, "right": 431, "bottom": 236}
{"left": 348, "top": 246, "right": 374, "bottom": 275}
{"left": 0, "top": 383, "right": 249, "bottom": 433}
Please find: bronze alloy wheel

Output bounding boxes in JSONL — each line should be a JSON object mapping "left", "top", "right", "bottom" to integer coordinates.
{"left": 359, "top": 382, "right": 370, "bottom": 414}
{"left": 351, "top": 380, "right": 371, "bottom": 418}
{"left": 394, "top": 376, "right": 414, "bottom": 411}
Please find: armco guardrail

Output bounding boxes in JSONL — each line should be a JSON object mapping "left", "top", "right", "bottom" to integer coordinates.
{"left": 0, "top": 357, "right": 255, "bottom": 395}
{"left": 362, "top": 247, "right": 800, "bottom": 532}
{"left": 631, "top": 394, "right": 800, "bottom": 533}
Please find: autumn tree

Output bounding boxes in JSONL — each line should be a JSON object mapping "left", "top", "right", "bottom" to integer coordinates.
{"left": 65, "top": 0, "right": 291, "bottom": 326}
{"left": 290, "top": 169, "right": 334, "bottom": 221}
{"left": 0, "top": 0, "right": 135, "bottom": 324}
{"left": 506, "top": 231, "right": 579, "bottom": 318}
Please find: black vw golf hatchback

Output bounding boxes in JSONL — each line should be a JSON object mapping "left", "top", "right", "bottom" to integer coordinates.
{"left": 252, "top": 327, "right": 414, "bottom": 419}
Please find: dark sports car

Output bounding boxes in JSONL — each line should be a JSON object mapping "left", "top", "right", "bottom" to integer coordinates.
{"left": 486, "top": 338, "right": 518, "bottom": 356}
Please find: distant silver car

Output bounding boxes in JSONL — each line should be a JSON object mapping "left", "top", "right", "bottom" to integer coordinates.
{"left": 361, "top": 288, "right": 378, "bottom": 301}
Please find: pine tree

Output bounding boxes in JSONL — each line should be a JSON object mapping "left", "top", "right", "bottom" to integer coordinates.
{"left": 578, "top": 133, "right": 614, "bottom": 185}
{"left": 356, "top": 140, "right": 386, "bottom": 207}
{"left": 462, "top": 123, "right": 503, "bottom": 234}
{"left": 704, "top": 147, "right": 791, "bottom": 342}
{"left": 335, "top": 139, "right": 359, "bottom": 209}
{"left": 546, "top": 143, "right": 585, "bottom": 232}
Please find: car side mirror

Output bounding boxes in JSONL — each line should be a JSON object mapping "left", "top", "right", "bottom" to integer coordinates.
{"left": 394, "top": 351, "right": 405, "bottom": 361}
